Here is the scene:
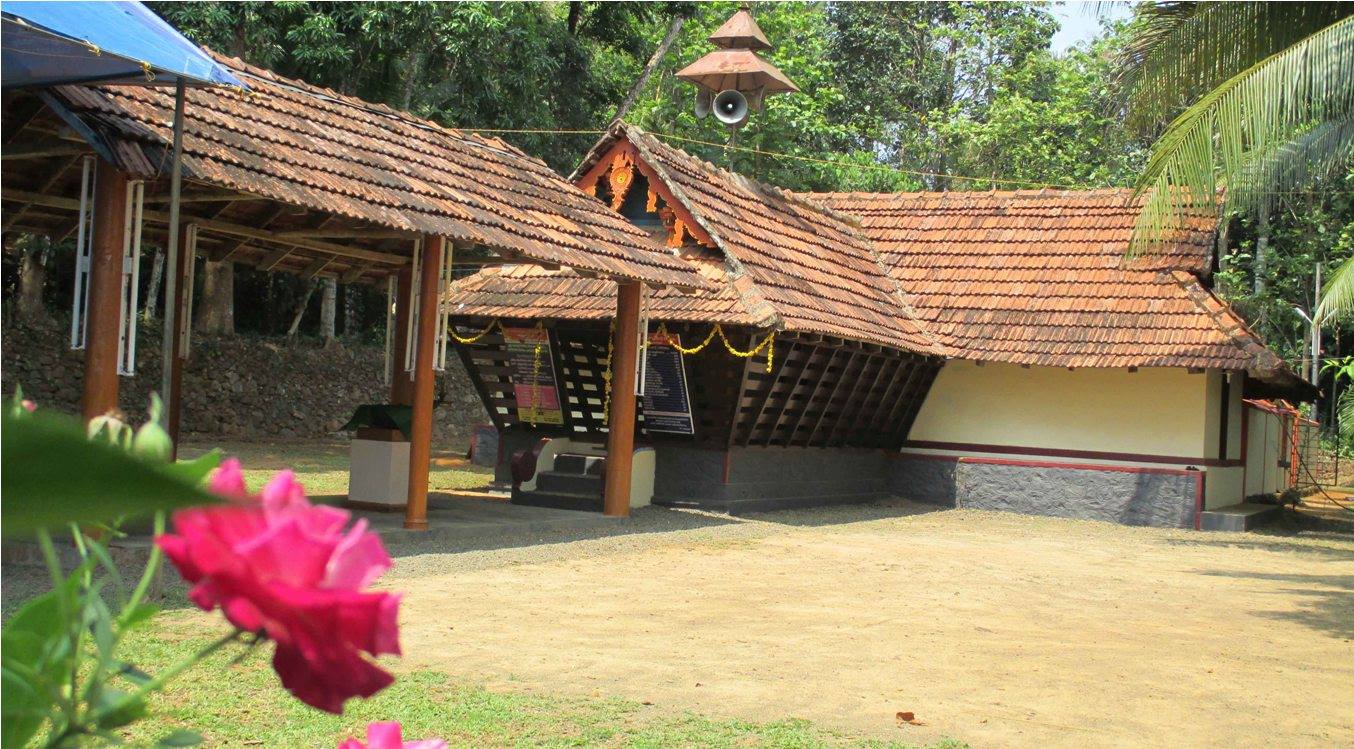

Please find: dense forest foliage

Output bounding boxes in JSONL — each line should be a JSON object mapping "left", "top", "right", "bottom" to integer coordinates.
{"left": 5, "top": 1, "right": 1352, "bottom": 421}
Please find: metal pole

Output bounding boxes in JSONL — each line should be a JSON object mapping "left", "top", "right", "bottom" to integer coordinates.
{"left": 1312, "top": 262, "right": 1323, "bottom": 385}
{"left": 160, "top": 79, "right": 186, "bottom": 428}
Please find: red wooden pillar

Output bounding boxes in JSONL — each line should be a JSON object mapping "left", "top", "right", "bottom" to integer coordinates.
{"left": 166, "top": 224, "right": 192, "bottom": 455}
{"left": 389, "top": 265, "right": 415, "bottom": 405}
{"left": 603, "top": 282, "right": 642, "bottom": 517}
{"left": 81, "top": 162, "right": 128, "bottom": 423}
{"left": 404, "top": 237, "right": 443, "bottom": 530}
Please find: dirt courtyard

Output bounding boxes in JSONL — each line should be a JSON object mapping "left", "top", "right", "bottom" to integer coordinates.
{"left": 389, "top": 501, "right": 1352, "bottom": 748}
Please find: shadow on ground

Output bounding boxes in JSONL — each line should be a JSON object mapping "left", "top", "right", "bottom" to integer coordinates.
{"left": 1196, "top": 569, "right": 1354, "bottom": 639}
{"left": 734, "top": 497, "right": 950, "bottom": 528}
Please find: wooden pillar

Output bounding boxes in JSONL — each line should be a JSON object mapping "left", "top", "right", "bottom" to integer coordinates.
{"left": 389, "top": 265, "right": 415, "bottom": 405}
{"left": 166, "top": 224, "right": 192, "bottom": 456}
{"left": 81, "top": 162, "right": 128, "bottom": 423}
{"left": 603, "top": 282, "right": 642, "bottom": 517}
{"left": 404, "top": 237, "right": 442, "bottom": 530}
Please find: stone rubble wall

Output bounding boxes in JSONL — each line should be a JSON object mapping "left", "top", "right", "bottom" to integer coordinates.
{"left": 890, "top": 455, "right": 1198, "bottom": 528}
{"left": 1, "top": 320, "right": 487, "bottom": 441}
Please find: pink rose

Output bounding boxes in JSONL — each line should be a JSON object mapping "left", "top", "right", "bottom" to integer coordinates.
{"left": 337, "top": 722, "right": 447, "bottom": 749}
{"left": 157, "top": 460, "right": 401, "bottom": 713}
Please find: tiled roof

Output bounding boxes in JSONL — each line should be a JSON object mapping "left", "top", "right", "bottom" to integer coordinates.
{"left": 808, "top": 189, "right": 1297, "bottom": 379}
{"left": 49, "top": 52, "right": 705, "bottom": 290}
{"left": 573, "top": 123, "right": 946, "bottom": 354}
{"left": 450, "top": 250, "right": 752, "bottom": 325}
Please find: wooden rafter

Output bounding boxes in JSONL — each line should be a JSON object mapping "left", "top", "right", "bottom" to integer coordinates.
{"left": 1, "top": 142, "right": 86, "bottom": 161}
{"left": 2, "top": 189, "right": 409, "bottom": 266}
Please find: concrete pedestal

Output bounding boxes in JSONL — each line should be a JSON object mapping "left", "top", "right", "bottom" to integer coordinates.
{"left": 348, "top": 427, "right": 410, "bottom": 508}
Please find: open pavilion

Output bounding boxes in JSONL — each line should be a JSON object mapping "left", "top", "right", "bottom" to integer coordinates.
{"left": 2, "top": 52, "right": 705, "bottom": 529}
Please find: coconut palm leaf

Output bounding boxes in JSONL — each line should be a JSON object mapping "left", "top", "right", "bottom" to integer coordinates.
{"left": 1129, "top": 15, "right": 1354, "bottom": 254}
{"left": 1120, "top": 2, "right": 1353, "bottom": 130}
{"left": 1235, "top": 119, "right": 1354, "bottom": 213}
{"left": 1317, "top": 253, "right": 1354, "bottom": 324}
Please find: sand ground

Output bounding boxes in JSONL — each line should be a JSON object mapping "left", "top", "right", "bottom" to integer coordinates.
{"left": 389, "top": 501, "right": 1353, "bottom": 748}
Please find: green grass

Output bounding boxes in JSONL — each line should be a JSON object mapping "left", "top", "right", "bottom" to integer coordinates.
{"left": 179, "top": 438, "right": 494, "bottom": 497}
{"left": 117, "top": 628, "right": 962, "bottom": 749}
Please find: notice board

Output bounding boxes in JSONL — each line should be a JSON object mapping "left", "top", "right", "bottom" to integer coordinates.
{"left": 642, "top": 332, "right": 695, "bottom": 435}
{"left": 502, "top": 326, "right": 564, "bottom": 425}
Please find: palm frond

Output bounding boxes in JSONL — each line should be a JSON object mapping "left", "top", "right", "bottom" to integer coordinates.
{"left": 1120, "top": 2, "right": 1353, "bottom": 130}
{"left": 1338, "top": 383, "right": 1354, "bottom": 438}
{"left": 1234, "top": 119, "right": 1354, "bottom": 210}
{"left": 1130, "top": 15, "right": 1354, "bottom": 254}
{"left": 1317, "top": 255, "right": 1354, "bottom": 324}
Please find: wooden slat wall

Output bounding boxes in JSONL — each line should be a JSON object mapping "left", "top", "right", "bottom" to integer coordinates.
{"left": 730, "top": 333, "right": 940, "bottom": 449}
{"left": 453, "top": 322, "right": 941, "bottom": 451}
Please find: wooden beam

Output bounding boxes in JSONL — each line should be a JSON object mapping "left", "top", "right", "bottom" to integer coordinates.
{"left": 405, "top": 236, "right": 444, "bottom": 531}
{"left": 3, "top": 98, "right": 44, "bottom": 144}
{"left": 339, "top": 265, "right": 369, "bottom": 284}
{"left": 211, "top": 204, "right": 288, "bottom": 261}
{"left": 1, "top": 189, "right": 408, "bottom": 266}
{"left": 275, "top": 227, "right": 413, "bottom": 240}
{"left": 2, "top": 142, "right": 86, "bottom": 161}
{"left": 301, "top": 256, "right": 332, "bottom": 280}
{"left": 3, "top": 154, "right": 81, "bottom": 232}
{"left": 144, "top": 190, "right": 250, "bottom": 204}
{"left": 82, "top": 162, "right": 127, "bottom": 423}
{"left": 604, "top": 282, "right": 643, "bottom": 517}
{"left": 258, "top": 247, "right": 293, "bottom": 271}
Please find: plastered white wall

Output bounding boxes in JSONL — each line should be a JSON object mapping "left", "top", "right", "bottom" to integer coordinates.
{"left": 909, "top": 362, "right": 1212, "bottom": 458}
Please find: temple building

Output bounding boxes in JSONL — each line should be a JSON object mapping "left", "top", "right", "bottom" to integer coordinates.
{"left": 447, "top": 122, "right": 1314, "bottom": 528}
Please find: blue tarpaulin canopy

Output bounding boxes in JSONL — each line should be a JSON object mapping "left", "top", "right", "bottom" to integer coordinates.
{"left": 1, "top": 1, "right": 244, "bottom": 89}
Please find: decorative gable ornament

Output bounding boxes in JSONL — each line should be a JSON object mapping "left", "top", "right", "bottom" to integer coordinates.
{"left": 675, "top": 7, "right": 798, "bottom": 129}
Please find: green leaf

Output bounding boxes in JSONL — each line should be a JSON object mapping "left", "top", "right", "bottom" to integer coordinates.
{"left": 1, "top": 663, "right": 47, "bottom": 749}
{"left": 156, "top": 729, "right": 204, "bottom": 747}
{"left": 92, "top": 688, "right": 146, "bottom": 730}
{"left": 1, "top": 410, "right": 221, "bottom": 538}
{"left": 162, "top": 449, "right": 223, "bottom": 487}
{"left": 119, "top": 603, "right": 161, "bottom": 630}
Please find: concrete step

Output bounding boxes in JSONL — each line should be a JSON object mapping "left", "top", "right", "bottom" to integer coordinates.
{"left": 554, "top": 453, "right": 605, "bottom": 475}
{"left": 536, "top": 470, "right": 603, "bottom": 495}
{"left": 1200, "top": 502, "right": 1282, "bottom": 532}
{"left": 510, "top": 489, "right": 604, "bottom": 513}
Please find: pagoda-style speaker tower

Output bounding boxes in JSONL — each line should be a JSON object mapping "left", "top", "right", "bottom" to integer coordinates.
{"left": 676, "top": 7, "right": 798, "bottom": 129}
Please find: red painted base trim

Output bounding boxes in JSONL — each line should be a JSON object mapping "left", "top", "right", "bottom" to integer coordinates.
{"left": 957, "top": 455, "right": 1198, "bottom": 477}
{"left": 903, "top": 440, "right": 1242, "bottom": 468}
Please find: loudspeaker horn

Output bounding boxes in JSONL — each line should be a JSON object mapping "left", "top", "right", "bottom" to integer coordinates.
{"left": 713, "top": 89, "right": 749, "bottom": 128}
{"left": 695, "top": 89, "right": 713, "bottom": 119}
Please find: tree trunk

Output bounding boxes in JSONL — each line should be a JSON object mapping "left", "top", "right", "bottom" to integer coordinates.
{"left": 196, "top": 260, "right": 235, "bottom": 335}
{"left": 401, "top": 48, "right": 425, "bottom": 111}
{"left": 319, "top": 277, "right": 337, "bottom": 344}
{"left": 930, "top": 35, "right": 959, "bottom": 191}
{"left": 1253, "top": 202, "right": 1271, "bottom": 331}
{"left": 17, "top": 236, "right": 49, "bottom": 324}
{"left": 287, "top": 278, "right": 320, "bottom": 338}
{"left": 1253, "top": 202, "right": 1270, "bottom": 297}
{"left": 612, "top": 15, "right": 686, "bottom": 123}
{"left": 142, "top": 247, "right": 164, "bottom": 322}
{"left": 1214, "top": 214, "right": 1231, "bottom": 294}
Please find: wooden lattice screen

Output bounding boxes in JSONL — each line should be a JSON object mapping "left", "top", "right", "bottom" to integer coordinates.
{"left": 453, "top": 321, "right": 940, "bottom": 451}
